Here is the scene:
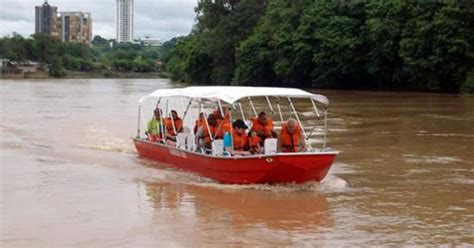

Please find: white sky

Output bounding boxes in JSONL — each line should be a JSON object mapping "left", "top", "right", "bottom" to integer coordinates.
{"left": 0, "top": 0, "right": 198, "bottom": 41}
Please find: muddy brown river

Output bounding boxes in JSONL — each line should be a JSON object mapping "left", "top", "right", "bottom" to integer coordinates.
{"left": 1, "top": 79, "right": 473, "bottom": 247}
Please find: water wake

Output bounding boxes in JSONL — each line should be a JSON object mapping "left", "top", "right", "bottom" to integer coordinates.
{"left": 139, "top": 162, "right": 348, "bottom": 193}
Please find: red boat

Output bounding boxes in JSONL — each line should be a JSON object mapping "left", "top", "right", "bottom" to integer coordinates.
{"left": 133, "top": 86, "right": 338, "bottom": 184}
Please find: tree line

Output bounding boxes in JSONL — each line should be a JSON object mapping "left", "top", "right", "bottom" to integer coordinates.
{"left": 0, "top": 33, "right": 161, "bottom": 77}
{"left": 163, "top": 0, "right": 474, "bottom": 93}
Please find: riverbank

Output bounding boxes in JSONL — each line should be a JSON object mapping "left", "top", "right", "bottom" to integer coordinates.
{"left": 1, "top": 70, "right": 167, "bottom": 79}
{"left": 66, "top": 70, "right": 166, "bottom": 79}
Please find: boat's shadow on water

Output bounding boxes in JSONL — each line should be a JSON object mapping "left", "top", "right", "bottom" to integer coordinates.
{"left": 144, "top": 181, "right": 335, "bottom": 231}
{"left": 136, "top": 158, "right": 351, "bottom": 231}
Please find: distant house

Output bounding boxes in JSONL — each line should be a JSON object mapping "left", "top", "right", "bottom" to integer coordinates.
{"left": 141, "top": 37, "right": 162, "bottom": 47}
{"left": 0, "top": 58, "right": 8, "bottom": 71}
{"left": 133, "top": 37, "right": 162, "bottom": 47}
{"left": 1, "top": 59, "right": 48, "bottom": 78}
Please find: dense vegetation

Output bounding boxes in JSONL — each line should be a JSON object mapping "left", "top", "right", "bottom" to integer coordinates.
{"left": 164, "top": 0, "right": 474, "bottom": 93}
{"left": 0, "top": 33, "right": 161, "bottom": 77}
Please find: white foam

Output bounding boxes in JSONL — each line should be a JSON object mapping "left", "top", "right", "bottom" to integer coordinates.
{"left": 403, "top": 154, "right": 462, "bottom": 164}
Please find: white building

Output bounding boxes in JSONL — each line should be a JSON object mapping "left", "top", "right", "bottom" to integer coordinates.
{"left": 136, "top": 37, "right": 162, "bottom": 47}
{"left": 116, "top": 0, "right": 134, "bottom": 43}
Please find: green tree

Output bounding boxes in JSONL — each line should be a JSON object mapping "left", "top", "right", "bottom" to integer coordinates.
{"left": 165, "top": 35, "right": 213, "bottom": 83}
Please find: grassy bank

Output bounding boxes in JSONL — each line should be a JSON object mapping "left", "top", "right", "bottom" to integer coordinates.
{"left": 1, "top": 70, "right": 167, "bottom": 79}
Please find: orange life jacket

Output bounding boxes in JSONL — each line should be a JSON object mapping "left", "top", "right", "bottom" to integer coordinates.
{"left": 251, "top": 117, "right": 274, "bottom": 138}
{"left": 165, "top": 117, "right": 183, "bottom": 136}
{"left": 249, "top": 135, "right": 261, "bottom": 149}
{"left": 201, "top": 125, "right": 217, "bottom": 145}
{"left": 213, "top": 109, "right": 223, "bottom": 120}
{"left": 232, "top": 129, "right": 249, "bottom": 151}
{"left": 279, "top": 123, "right": 302, "bottom": 152}
{"left": 214, "top": 109, "right": 230, "bottom": 123}
{"left": 215, "top": 119, "right": 231, "bottom": 138}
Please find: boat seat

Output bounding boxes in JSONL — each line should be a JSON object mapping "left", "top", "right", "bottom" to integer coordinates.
{"left": 186, "top": 134, "right": 195, "bottom": 151}
{"left": 264, "top": 138, "right": 278, "bottom": 155}
{"left": 176, "top": 133, "right": 188, "bottom": 149}
{"left": 212, "top": 139, "right": 224, "bottom": 156}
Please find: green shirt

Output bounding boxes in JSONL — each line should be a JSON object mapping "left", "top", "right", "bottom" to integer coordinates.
{"left": 147, "top": 118, "right": 161, "bottom": 135}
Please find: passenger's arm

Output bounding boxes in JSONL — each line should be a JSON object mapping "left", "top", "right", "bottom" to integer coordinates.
{"left": 195, "top": 127, "right": 204, "bottom": 147}
{"left": 299, "top": 136, "right": 307, "bottom": 152}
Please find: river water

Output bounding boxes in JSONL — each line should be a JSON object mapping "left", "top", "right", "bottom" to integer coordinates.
{"left": 1, "top": 79, "right": 473, "bottom": 247}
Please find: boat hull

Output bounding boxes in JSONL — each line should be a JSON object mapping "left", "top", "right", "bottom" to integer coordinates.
{"left": 133, "top": 138, "right": 338, "bottom": 184}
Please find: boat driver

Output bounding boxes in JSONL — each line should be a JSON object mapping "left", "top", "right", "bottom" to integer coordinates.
{"left": 279, "top": 118, "right": 306, "bottom": 153}
{"left": 165, "top": 110, "right": 183, "bottom": 142}
{"left": 146, "top": 108, "right": 162, "bottom": 142}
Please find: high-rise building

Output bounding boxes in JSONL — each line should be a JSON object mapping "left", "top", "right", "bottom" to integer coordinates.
{"left": 56, "top": 12, "right": 92, "bottom": 46}
{"left": 35, "top": 0, "right": 58, "bottom": 35}
{"left": 116, "top": 0, "right": 134, "bottom": 43}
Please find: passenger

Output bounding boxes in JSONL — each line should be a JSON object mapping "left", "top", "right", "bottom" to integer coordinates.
{"left": 214, "top": 107, "right": 231, "bottom": 123}
{"left": 232, "top": 119, "right": 250, "bottom": 155}
{"left": 279, "top": 118, "right": 306, "bottom": 153}
{"left": 213, "top": 108, "right": 223, "bottom": 121}
{"left": 165, "top": 110, "right": 183, "bottom": 142}
{"left": 210, "top": 107, "right": 230, "bottom": 138}
{"left": 251, "top": 112, "right": 277, "bottom": 141}
{"left": 248, "top": 130, "right": 263, "bottom": 154}
{"left": 195, "top": 114, "right": 218, "bottom": 149}
{"left": 146, "top": 108, "right": 162, "bottom": 142}
{"left": 193, "top": 112, "right": 205, "bottom": 134}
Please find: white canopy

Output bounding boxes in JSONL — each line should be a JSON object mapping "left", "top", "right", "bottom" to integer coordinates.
{"left": 139, "top": 86, "right": 329, "bottom": 106}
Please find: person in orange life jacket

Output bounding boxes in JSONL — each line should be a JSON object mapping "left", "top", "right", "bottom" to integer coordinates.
{"left": 251, "top": 112, "right": 277, "bottom": 142}
{"left": 214, "top": 106, "right": 231, "bottom": 123}
{"left": 279, "top": 118, "right": 307, "bottom": 153}
{"left": 193, "top": 112, "right": 205, "bottom": 134}
{"left": 146, "top": 108, "right": 163, "bottom": 142}
{"left": 232, "top": 119, "right": 250, "bottom": 155}
{"left": 248, "top": 130, "right": 263, "bottom": 154}
{"left": 210, "top": 106, "right": 231, "bottom": 138}
{"left": 164, "top": 110, "right": 183, "bottom": 142}
{"left": 195, "top": 114, "right": 218, "bottom": 149}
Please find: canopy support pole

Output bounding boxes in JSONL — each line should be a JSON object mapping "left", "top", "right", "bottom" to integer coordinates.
{"left": 310, "top": 98, "right": 321, "bottom": 119}
{"left": 156, "top": 99, "right": 161, "bottom": 108}
{"left": 202, "top": 111, "right": 214, "bottom": 142}
{"left": 169, "top": 110, "right": 177, "bottom": 136}
{"left": 140, "top": 106, "right": 147, "bottom": 139}
{"left": 136, "top": 105, "right": 141, "bottom": 138}
{"left": 288, "top": 99, "right": 293, "bottom": 118}
{"left": 198, "top": 98, "right": 202, "bottom": 116}
{"left": 276, "top": 98, "right": 284, "bottom": 122}
{"left": 158, "top": 98, "right": 166, "bottom": 143}
{"left": 248, "top": 96, "right": 258, "bottom": 117}
{"left": 213, "top": 104, "right": 226, "bottom": 140}
{"left": 229, "top": 110, "right": 234, "bottom": 154}
{"left": 218, "top": 99, "right": 224, "bottom": 117}
{"left": 182, "top": 99, "right": 193, "bottom": 121}
{"left": 287, "top": 97, "right": 312, "bottom": 150}
{"left": 265, "top": 96, "right": 274, "bottom": 115}
{"left": 323, "top": 107, "right": 328, "bottom": 149}
{"left": 238, "top": 102, "right": 246, "bottom": 120}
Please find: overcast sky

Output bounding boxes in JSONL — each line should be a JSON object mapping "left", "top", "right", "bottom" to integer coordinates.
{"left": 0, "top": 0, "right": 198, "bottom": 41}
